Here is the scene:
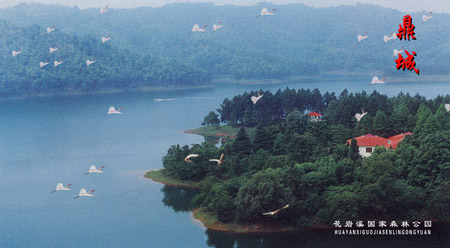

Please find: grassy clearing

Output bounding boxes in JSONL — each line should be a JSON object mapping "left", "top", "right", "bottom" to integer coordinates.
{"left": 193, "top": 208, "right": 220, "bottom": 226}
{"left": 144, "top": 169, "right": 200, "bottom": 188}
{"left": 184, "top": 125, "right": 256, "bottom": 138}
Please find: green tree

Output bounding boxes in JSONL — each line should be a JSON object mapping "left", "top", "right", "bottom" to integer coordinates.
{"left": 235, "top": 168, "right": 292, "bottom": 221}
{"left": 348, "top": 139, "right": 360, "bottom": 162}
{"left": 427, "top": 181, "right": 450, "bottom": 219}
{"left": 197, "top": 183, "right": 235, "bottom": 222}
{"left": 373, "top": 110, "right": 389, "bottom": 136}
{"left": 408, "top": 130, "right": 450, "bottom": 188}
{"left": 335, "top": 158, "right": 355, "bottom": 184}
{"left": 232, "top": 127, "right": 252, "bottom": 157}
{"left": 253, "top": 124, "right": 272, "bottom": 151}
{"left": 202, "top": 111, "right": 220, "bottom": 126}
{"left": 324, "top": 185, "right": 360, "bottom": 222}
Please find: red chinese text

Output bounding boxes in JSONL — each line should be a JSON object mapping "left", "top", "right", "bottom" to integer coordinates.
{"left": 395, "top": 50, "right": 419, "bottom": 75}
{"left": 397, "top": 15, "right": 416, "bottom": 41}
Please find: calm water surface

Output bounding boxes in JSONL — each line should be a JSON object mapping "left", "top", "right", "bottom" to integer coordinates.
{"left": 1, "top": 75, "right": 450, "bottom": 247}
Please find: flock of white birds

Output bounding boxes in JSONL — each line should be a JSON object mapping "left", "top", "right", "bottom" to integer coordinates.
{"left": 51, "top": 106, "right": 123, "bottom": 199}
{"left": 40, "top": 6, "right": 440, "bottom": 211}
{"left": 47, "top": 6, "right": 116, "bottom": 200}
{"left": 9, "top": 7, "right": 277, "bottom": 70}
{"left": 51, "top": 164, "right": 103, "bottom": 199}
{"left": 11, "top": 5, "right": 112, "bottom": 69}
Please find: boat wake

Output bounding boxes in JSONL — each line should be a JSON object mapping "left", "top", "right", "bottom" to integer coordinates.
{"left": 153, "top": 98, "right": 177, "bottom": 102}
{"left": 154, "top": 96, "right": 226, "bottom": 102}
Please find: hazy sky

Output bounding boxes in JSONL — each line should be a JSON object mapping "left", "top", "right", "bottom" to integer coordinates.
{"left": 0, "top": 0, "right": 448, "bottom": 13}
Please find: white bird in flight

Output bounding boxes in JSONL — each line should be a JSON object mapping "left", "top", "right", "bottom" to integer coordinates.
{"left": 84, "top": 165, "right": 105, "bottom": 175}
{"left": 258, "top": 8, "right": 276, "bottom": 16}
{"left": 357, "top": 32, "right": 368, "bottom": 42}
{"left": 262, "top": 204, "right": 289, "bottom": 216}
{"left": 51, "top": 183, "right": 72, "bottom": 193}
{"left": 209, "top": 153, "right": 224, "bottom": 165}
{"left": 74, "top": 188, "right": 95, "bottom": 199}
{"left": 40, "top": 60, "right": 49, "bottom": 68}
{"left": 383, "top": 32, "right": 396, "bottom": 43}
{"left": 445, "top": 103, "right": 450, "bottom": 112}
{"left": 100, "top": 5, "right": 109, "bottom": 16}
{"left": 355, "top": 109, "right": 368, "bottom": 122}
{"left": 251, "top": 91, "right": 263, "bottom": 105}
{"left": 47, "top": 25, "right": 55, "bottom": 34}
{"left": 12, "top": 48, "right": 21, "bottom": 57}
{"left": 54, "top": 59, "right": 63, "bottom": 67}
{"left": 49, "top": 45, "right": 58, "bottom": 53}
{"left": 371, "top": 76, "right": 386, "bottom": 84}
{"left": 102, "top": 34, "right": 111, "bottom": 43}
{"left": 191, "top": 24, "right": 207, "bottom": 33}
{"left": 86, "top": 58, "right": 95, "bottom": 66}
{"left": 213, "top": 22, "right": 222, "bottom": 31}
{"left": 108, "top": 106, "right": 123, "bottom": 114}
{"left": 423, "top": 11, "right": 433, "bottom": 23}
{"left": 393, "top": 46, "right": 404, "bottom": 57}
{"left": 185, "top": 154, "right": 199, "bottom": 163}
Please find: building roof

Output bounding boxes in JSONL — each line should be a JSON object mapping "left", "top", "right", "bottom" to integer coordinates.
{"left": 387, "top": 132, "right": 413, "bottom": 149}
{"left": 306, "top": 112, "right": 323, "bottom": 117}
{"left": 346, "top": 132, "right": 412, "bottom": 149}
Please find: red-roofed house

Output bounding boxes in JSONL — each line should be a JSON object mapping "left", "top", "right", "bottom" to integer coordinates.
{"left": 346, "top": 132, "right": 412, "bottom": 157}
{"left": 306, "top": 112, "right": 323, "bottom": 121}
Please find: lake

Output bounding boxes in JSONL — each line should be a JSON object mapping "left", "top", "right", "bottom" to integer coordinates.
{"left": 1, "top": 75, "right": 450, "bottom": 247}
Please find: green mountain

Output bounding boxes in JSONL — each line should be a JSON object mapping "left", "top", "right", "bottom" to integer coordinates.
{"left": 1, "top": 2, "right": 449, "bottom": 79}
{"left": 0, "top": 20, "right": 209, "bottom": 97}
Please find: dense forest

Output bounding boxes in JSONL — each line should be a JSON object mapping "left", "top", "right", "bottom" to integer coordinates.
{"left": 0, "top": 20, "right": 209, "bottom": 96}
{"left": 1, "top": 2, "right": 450, "bottom": 81}
{"left": 162, "top": 88, "right": 450, "bottom": 228}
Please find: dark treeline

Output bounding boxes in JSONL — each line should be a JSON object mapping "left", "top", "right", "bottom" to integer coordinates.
{"left": 162, "top": 89, "right": 450, "bottom": 227}
{"left": 1, "top": 3, "right": 450, "bottom": 80}
{"left": 214, "top": 88, "right": 447, "bottom": 137}
{"left": 0, "top": 21, "right": 209, "bottom": 96}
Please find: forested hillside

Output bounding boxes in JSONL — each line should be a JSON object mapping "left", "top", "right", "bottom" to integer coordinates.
{"left": 0, "top": 20, "right": 209, "bottom": 96}
{"left": 162, "top": 89, "right": 450, "bottom": 227}
{"left": 1, "top": 2, "right": 450, "bottom": 80}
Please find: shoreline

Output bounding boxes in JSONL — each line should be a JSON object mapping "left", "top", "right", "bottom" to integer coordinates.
{"left": 145, "top": 169, "right": 328, "bottom": 234}
{"left": 211, "top": 77, "right": 321, "bottom": 85}
{"left": 183, "top": 126, "right": 256, "bottom": 139}
{"left": 144, "top": 169, "right": 201, "bottom": 189}
{"left": 4, "top": 74, "right": 450, "bottom": 100}
{"left": 0, "top": 84, "right": 214, "bottom": 101}
{"left": 192, "top": 208, "right": 306, "bottom": 234}
{"left": 144, "top": 169, "right": 450, "bottom": 234}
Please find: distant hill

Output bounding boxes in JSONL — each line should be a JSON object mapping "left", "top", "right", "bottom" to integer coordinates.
{"left": 0, "top": 2, "right": 449, "bottom": 96}
{"left": 0, "top": 20, "right": 209, "bottom": 97}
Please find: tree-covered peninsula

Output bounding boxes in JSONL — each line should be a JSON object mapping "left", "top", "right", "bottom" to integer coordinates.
{"left": 154, "top": 88, "right": 450, "bottom": 231}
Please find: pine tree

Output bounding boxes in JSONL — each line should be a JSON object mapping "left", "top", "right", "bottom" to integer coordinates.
{"left": 253, "top": 124, "right": 271, "bottom": 151}
{"left": 373, "top": 110, "right": 389, "bottom": 136}
{"left": 349, "top": 139, "right": 360, "bottom": 161}
{"left": 232, "top": 127, "right": 252, "bottom": 157}
{"left": 243, "top": 107, "right": 256, "bottom": 126}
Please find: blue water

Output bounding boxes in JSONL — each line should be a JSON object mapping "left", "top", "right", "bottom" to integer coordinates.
{"left": 1, "top": 75, "right": 450, "bottom": 247}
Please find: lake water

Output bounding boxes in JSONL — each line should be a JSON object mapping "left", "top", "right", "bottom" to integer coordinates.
{"left": 1, "top": 75, "right": 450, "bottom": 247}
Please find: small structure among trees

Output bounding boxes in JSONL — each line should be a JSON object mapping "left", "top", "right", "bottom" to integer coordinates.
{"left": 346, "top": 132, "right": 412, "bottom": 157}
{"left": 306, "top": 112, "right": 323, "bottom": 121}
